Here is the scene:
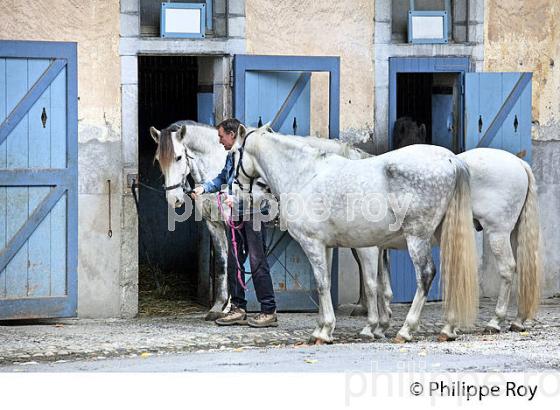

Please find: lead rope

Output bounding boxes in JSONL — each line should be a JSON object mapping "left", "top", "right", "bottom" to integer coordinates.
{"left": 217, "top": 191, "right": 247, "bottom": 290}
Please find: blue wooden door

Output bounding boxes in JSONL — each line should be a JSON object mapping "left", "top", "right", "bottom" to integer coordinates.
{"left": 465, "top": 72, "right": 532, "bottom": 162}
{"left": 432, "top": 93, "right": 455, "bottom": 150}
{"left": 389, "top": 248, "right": 441, "bottom": 303}
{"left": 244, "top": 71, "right": 313, "bottom": 311}
{"left": 0, "top": 41, "right": 77, "bottom": 320}
{"left": 234, "top": 55, "right": 340, "bottom": 311}
{"left": 388, "top": 57, "right": 471, "bottom": 303}
{"left": 245, "top": 71, "right": 311, "bottom": 135}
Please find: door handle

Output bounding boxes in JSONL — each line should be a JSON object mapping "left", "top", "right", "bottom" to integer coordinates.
{"left": 478, "top": 115, "right": 483, "bottom": 133}
{"left": 41, "top": 107, "right": 47, "bottom": 128}
{"left": 447, "top": 114, "right": 454, "bottom": 132}
{"left": 514, "top": 115, "right": 519, "bottom": 132}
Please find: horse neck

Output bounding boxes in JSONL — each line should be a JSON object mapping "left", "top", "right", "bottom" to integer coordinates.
{"left": 277, "top": 133, "right": 371, "bottom": 159}
{"left": 245, "top": 133, "right": 321, "bottom": 195}
{"left": 313, "top": 138, "right": 371, "bottom": 159}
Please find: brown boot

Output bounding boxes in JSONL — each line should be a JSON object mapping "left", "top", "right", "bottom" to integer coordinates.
{"left": 215, "top": 306, "right": 247, "bottom": 326}
{"left": 248, "top": 312, "right": 278, "bottom": 328}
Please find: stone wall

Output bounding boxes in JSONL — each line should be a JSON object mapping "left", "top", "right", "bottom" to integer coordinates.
{"left": 484, "top": 0, "right": 560, "bottom": 296}
{"left": 0, "top": 0, "right": 124, "bottom": 316}
{"left": 246, "top": 0, "right": 375, "bottom": 144}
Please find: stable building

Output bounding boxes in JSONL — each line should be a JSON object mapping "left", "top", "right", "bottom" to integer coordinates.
{"left": 0, "top": 0, "right": 558, "bottom": 320}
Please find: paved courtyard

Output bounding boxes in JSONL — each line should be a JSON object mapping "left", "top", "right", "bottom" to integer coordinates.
{"left": 1, "top": 297, "right": 560, "bottom": 370}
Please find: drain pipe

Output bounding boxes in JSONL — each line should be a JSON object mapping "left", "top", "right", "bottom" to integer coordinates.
{"left": 225, "top": 0, "right": 229, "bottom": 37}
{"left": 466, "top": 0, "right": 470, "bottom": 43}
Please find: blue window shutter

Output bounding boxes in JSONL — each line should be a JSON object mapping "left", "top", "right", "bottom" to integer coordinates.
{"left": 465, "top": 72, "right": 532, "bottom": 162}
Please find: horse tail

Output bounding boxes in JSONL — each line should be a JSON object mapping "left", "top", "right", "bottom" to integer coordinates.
{"left": 515, "top": 160, "right": 541, "bottom": 320}
{"left": 440, "top": 157, "right": 479, "bottom": 327}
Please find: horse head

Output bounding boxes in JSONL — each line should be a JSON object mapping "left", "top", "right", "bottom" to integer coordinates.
{"left": 393, "top": 117, "right": 427, "bottom": 148}
{"left": 150, "top": 124, "right": 193, "bottom": 208}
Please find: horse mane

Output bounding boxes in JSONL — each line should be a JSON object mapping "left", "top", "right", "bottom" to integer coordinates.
{"left": 155, "top": 125, "right": 178, "bottom": 170}
{"left": 155, "top": 120, "right": 220, "bottom": 170}
{"left": 253, "top": 131, "right": 333, "bottom": 163}
{"left": 174, "top": 120, "right": 221, "bottom": 154}
{"left": 269, "top": 132, "right": 371, "bottom": 159}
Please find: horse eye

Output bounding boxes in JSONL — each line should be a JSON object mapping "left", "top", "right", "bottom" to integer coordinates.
{"left": 176, "top": 155, "right": 182, "bottom": 162}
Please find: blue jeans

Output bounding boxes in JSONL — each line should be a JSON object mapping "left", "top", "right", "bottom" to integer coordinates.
{"left": 227, "top": 220, "right": 276, "bottom": 314}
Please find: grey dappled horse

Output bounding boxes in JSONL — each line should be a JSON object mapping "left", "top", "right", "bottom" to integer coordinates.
{"left": 386, "top": 117, "right": 542, "bottom": 332}
{"left": 233, "top": 125, "right": 479, "bottom": 343}
{"left": 150, "top": 121, "right": 393, "bottom": 338}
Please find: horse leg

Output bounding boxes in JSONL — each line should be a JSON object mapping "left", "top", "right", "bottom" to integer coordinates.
{"left": 297, "top": 238, "right": 336, "bottom": 343}
{"left": 350, "top": 248, "right": 368, "bottom": 317}
{"left": 353, "top": 248, "right": 380, "bottom": 339}
{"left": 350, "top": 248, "right": 392, "bottom": 333}
{"left": 375, "top": 249, "right": 393, "bottom": 337}
{"left": 396, "top": 237, "right": 435, "bottom": 342}
{"left": 485, "top": 231, "right": 516, "bottom": 332}
{"left": 509, "top": 231, "right": 526, "bottom": 332}
{"left": 204, "top": 221, "right": 229, "bottom": 321}
{"left": 350, "top": 248, "right": 367, "bottom": 316}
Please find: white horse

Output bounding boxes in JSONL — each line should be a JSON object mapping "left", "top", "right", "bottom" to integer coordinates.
{"left": 150, "top": 122, "right": 229, "bottom": 321}
{"left": 232, "top": 125, "right": 479, "bottom": 343}
{"left": 352, "top": 146, "right": 542, "bottom": 333}
{"left": 150, "top": 121, "right": 393, "bottom": 338}
{"left": 458, "top": 148, "right": 541, "bottom": 331}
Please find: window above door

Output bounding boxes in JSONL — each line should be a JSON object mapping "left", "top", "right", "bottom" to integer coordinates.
{"left": 391, "top": 0, "right": 472, "bottom": 44}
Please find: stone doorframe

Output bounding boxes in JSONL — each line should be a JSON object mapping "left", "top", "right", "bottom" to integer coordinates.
{"left": 118, "top": 0, "right": 246, "bottom": 317}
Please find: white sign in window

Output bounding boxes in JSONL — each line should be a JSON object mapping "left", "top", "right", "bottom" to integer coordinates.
{"left": 411, "top": 15, "right": 444, "bottom": 39}
{"left": 165, "top": 8, "right": 201, "bottom": 34}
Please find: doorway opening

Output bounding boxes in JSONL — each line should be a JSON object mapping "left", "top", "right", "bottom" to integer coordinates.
{"left": 395, "top": 72, "right": 462, "bottom": 152}
{"left": 137, "top": 55, "right": 217, "bottom": 314}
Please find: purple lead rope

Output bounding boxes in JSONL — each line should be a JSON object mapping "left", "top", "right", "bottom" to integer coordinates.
{"left": 217, "top": 192, "right": 247, "bottom": 290}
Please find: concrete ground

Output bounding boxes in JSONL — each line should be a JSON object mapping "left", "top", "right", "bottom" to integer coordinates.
{"left": 1, "top": 297, "right": 560, "bottom": 372}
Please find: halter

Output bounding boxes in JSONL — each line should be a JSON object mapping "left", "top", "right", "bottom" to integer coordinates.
{"left": 233, "top": 129, "right": 257, "bottom": 194}
{"left": 163, "top": 153, "right": 194, "bottom": 195}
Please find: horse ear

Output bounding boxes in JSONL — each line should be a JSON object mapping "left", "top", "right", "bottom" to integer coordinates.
{"left": 179, "top": 125, "right": 187, "bottom": 140}
{"left": 150, "top": 126, "right": 160, "bottom": 144}
{"left": 262, "top": 121, "right": 274, "bottom": 133}
{"left": 237, "top": 124, "right": 248, "bottom": 144}
{"left": 419, "top": 124, "right": 426, "bottom": 141}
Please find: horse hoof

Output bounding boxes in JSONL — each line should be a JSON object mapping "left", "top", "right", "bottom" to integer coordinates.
{"left": 393, "top": 335, "right": 407, "bottom": 344}
{"left": 484, "top": 325, "right": 501, "bottom": 334}
{"left": 437, "top": 333, "right": 456, "bottom": 342}
{"left": 204, "top": 311, "right": 225, "bottom": 321}
{"left": 373, "top": 331, "right": 386, "bottom": 339}
{"left": 510, "top": 322, "right": 526, "bottom": 332}
{"left": 350, "top": 306, "right": 368, "bottom": 317}
{"left": 309, "top": 336, "right": 333, "bottom": 345}
{"left": 359, "top": 327, "right": 375, "bottom": 340}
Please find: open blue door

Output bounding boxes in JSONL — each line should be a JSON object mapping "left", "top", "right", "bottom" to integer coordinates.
{"left": 465, "top": 72, "right": 532, "bottom": 161}
{"left": 0, "top": 41, "right": 78, "bottom": 320}
{"left": 234, "top": 55, "right": 340, "bottom": 311}
{"left": 388, "top": 57, "right": 471, "bottom": 303}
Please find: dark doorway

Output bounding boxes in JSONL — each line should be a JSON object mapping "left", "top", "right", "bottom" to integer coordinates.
{"left": 397, "top": 73, "right": 461, "bottom": 152}
{"left": 397, "top": 72, "right": 433, "bottom": 142}
{"left": 137, "top": 56, "right": 199, "bottom": 305}
{"left": 396, "top": 72, "right": 461, "bottom": 152}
